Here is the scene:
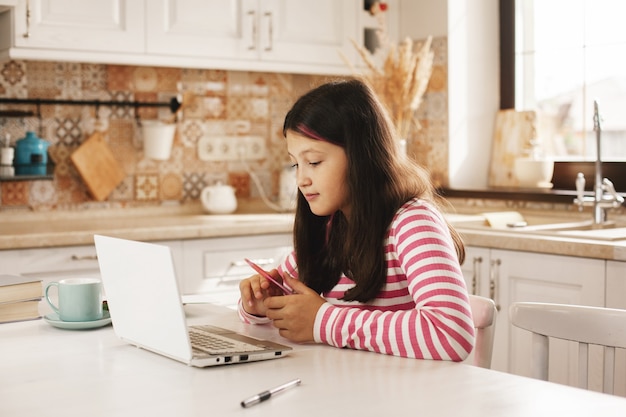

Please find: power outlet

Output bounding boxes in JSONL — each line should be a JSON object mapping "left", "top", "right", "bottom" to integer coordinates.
{"left": 197, "top": 135, "right": 266, "bottom": 161}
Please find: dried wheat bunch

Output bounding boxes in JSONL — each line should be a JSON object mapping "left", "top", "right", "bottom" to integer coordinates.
{"left": 344, "top": 35, "right": 434, "bottom": 140}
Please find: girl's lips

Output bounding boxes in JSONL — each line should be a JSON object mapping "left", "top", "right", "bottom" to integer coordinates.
{"left": 304, "top": 193, "right": 318, "bottom": 202}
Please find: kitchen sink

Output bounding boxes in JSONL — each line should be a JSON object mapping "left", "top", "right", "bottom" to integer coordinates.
{"left": 450, "top": 211, "right": 626, "bottom": 241}
{"left": 552, "top": 225, "right": 626, "bottom": 241}
{"left": 448, "top": 212, "right": 587, "bottom": 231}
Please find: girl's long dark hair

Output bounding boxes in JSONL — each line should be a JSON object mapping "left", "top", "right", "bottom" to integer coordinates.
{"left": 283, "top": 78, "right": 464, "bottom": 303}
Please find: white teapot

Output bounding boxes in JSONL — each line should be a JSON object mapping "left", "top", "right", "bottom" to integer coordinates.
{"left": 200, "top": 182, "right": 237, "bottom": 214}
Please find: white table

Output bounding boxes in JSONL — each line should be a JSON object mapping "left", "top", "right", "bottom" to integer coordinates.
{"left": 2, "top": 303, "right": 626, "bottom": 417}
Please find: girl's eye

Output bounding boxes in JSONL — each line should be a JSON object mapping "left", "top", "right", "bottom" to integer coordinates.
{"left": 290, "top": 160, "right": 320, "bottom": 168}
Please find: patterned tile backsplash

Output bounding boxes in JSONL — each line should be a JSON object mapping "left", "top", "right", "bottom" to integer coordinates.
{"left": 0, "top": 38, "right": 449, "bottom": 212}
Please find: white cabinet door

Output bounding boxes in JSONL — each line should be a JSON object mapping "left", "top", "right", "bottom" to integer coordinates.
{"left": 13, "top": 0, "right": 144, "bottom": 53}
{"left": 181, "top": 233, "right": 292, "bottom": 309}
{"left": 461, "top": 246, "right": 511, "bottom": 370}
{"left": 1, "top": 244, "right": 101, "bottom": 282}
{"left": 461, "top": 246, "right": 490, "bottom": 298}
{"left": 606, "top": 260, "right": 626, "bottom": 397}
{"left": 5, "top": 0, "right": 362, "bottom": 74}
{"left": 145, "top": 0, "right": 245, "bottom": 59}
{"left": 606, "top": 260, "right": 626, "bottom": 308}
{"left": 0, "top": 240, "right": 183, "bottom": 315}
{"left": 259, "top": 0, "right": 358, "bottom": 67}
{"left": 461, "top": 246, "right": 606, "bottom": 379}
{"left": 494, "top": 249, "right": 605, "bottom": 388}
{"left": 145, "top": 0, "right": 358, "bottom": 70}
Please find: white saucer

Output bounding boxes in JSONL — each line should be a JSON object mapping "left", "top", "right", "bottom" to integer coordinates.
{"left": 44, "top": 311, "right": 112, "bottom": 330}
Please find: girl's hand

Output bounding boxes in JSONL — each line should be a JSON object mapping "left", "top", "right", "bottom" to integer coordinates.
{"left": 239, "top": 269, "right": 287, "bottom": 317}
{"left": 264, "top": 274, "right": 326, "bottom": 343}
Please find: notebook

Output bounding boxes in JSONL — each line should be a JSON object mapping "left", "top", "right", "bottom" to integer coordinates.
{"left": 94, "top": 234, "right": 292, "bottom": 367}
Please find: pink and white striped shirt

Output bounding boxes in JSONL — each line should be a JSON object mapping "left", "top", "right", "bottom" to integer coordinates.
{"left": 238, "top": 199, "right": 475, "bottom": 360}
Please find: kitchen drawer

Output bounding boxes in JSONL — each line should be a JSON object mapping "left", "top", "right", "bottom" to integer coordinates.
{"left": 0, "top": 240, "right": 183, "bottom": 284}
{"left": 1, "top": 245, "right": 100, "bottom": 278}
{"left": 1, "top": 244, "right": 102, "bottom": 317}
{"left": 1, "top": 240, "right": 180, "bottom": 316}
{"left": 181, "top": 234, "right": 292, "bottom": 306}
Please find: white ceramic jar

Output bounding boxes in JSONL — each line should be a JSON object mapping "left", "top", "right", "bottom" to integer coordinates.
{"left": 278, "top": 164, "right": 297, "bottom": 210}
{"left": 200, "top": 182, "right": 237, "bottom": 214}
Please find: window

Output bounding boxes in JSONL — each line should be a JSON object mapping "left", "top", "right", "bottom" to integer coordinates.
{"left": 513, "top": 0, "right": 626, "bottom": 162}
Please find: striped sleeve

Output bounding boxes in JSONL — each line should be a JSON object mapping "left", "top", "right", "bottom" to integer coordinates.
{"left": 237, "top": 299, "right": 272, "bottom": 325}
{"left": 313, "top": 201, "right": 475, "bottom": 360}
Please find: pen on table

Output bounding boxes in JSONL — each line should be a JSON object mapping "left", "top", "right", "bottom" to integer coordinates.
{"left": 240, "top": 378, "right": 302, "bottom": 408}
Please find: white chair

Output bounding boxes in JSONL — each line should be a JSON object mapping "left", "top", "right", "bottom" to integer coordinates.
{"left": 467, "top": 294, "right": 498, "bottom": 369}
{"left": 509, "top": 302, "right": 626, "bottom": 395}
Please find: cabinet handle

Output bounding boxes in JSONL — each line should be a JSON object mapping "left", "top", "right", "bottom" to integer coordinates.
{"left": 489, "top": 258, "right": 501, "bottom": 310}
{"left": 264, "top": 11, "right": 273, "bottom": 51}
{"left": 70, "top": 254, "right": 98, "bottom": 261}
{"left": 23, "top": 0, "right": 31, "bottom": 38}
{"left": 216, "top": 257, "right": 276, "bottom": 285}
{"left": 471, "top": 256, "right": 483, "bottom": 295}
{"left": 247, "top": 10, "right": 257, "bottom": 50}
{"left": 217, "top": 276, "right": 246, "bottom": 286}
{"left": 231, "top": 258, "right": 274, "bottom": 268}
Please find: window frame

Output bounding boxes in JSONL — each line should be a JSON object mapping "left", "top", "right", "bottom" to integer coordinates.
{"left": 498, "top": 0, "right": 626, "bottom": 192}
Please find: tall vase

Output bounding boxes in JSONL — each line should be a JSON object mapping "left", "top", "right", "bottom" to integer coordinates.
{"left": 398, "top": 138, "right": 407, "bottom": 158}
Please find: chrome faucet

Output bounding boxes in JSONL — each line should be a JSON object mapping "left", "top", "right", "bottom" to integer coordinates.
{"left": 573, "top": 100, "right": 624, "bottom": 224}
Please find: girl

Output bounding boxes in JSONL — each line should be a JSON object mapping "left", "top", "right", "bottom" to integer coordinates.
{"left": 238, "top": 78, "right": 475, "bottom": 361}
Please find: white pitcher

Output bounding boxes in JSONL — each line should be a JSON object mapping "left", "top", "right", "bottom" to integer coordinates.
{"left": 200, "top": 182, "right": 237, "bottom": 214}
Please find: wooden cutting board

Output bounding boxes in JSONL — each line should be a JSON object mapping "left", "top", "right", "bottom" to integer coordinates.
{"left": 488, "top": 110, "right": 536, "bottom": 187}
{"left": 70, "top": 132, "right": 125, "bottom": 201}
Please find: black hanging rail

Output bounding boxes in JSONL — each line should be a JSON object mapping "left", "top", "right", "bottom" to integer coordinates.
{"left": 0, "top": 96, "right": 182, "bottom": 117}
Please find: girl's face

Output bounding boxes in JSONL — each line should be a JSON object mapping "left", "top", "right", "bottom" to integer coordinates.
{"left": 286, "top": 130, "right": 350, "bottom": 217}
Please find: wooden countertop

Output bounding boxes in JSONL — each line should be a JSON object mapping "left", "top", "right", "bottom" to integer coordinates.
{"left": 1, "top": 204, "right": 625, "bottom": 262}
{"left": 446, "top": 212, "right": 626, "bottom": 262}
{"left": 0, "top": 203, "right": 295, "bottom": 250}
{"left": 458, "top": 226, "right": 626, "bottom": 261}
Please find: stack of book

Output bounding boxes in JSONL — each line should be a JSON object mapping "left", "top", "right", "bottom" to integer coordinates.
{"left": 0, "top": 275, "right": 43, "bottom": 323}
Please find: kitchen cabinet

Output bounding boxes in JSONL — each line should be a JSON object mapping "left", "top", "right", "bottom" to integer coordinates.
{"left": 461, "top": 246, "right": 510, "bottom": 371}
{"left": 461, "top": 246, "right": 491, "bottom": 299}
{"left": 10, "top": 0, "right": 144, "bottom": 53}
{"left": 461, "top": 246, "right": 605, "bottom": 388}
{"left": 0, "top": 240, "right": 183, "bottom": 315}
{"left": 606, "top": 260, "right": 626, "bottom": 309}
{"left": 606, "top": 260, "right": 626, "bottom": 396}
{"left": 0, "top": 233, "right": 292, "bottom": 312}
{"left": 145, "top": 0, "right": 242, "bottom": 61}
{"left": 146, "top": 0, "right": 359, "bottom": 70}
{"left": 1, "top": 0, "right": 363, "bottom": 75}
{"left": 494, "top": 249, "right": 605, "bottom": 387}
{"left": 181, "top": 233, "right": 292, "bottom": 309}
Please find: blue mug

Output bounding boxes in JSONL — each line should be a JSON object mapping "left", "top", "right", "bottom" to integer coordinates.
{"left": 45, "top": 278, "right": 103, "bottom": 322}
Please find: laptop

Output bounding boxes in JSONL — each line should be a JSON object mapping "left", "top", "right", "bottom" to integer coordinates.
{"left": 93, "top": 234, "right": 292, "bottom": 367}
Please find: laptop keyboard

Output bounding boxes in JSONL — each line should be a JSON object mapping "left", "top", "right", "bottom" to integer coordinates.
{"left": 189, "top": 326, "right": 265, "bottom": 354}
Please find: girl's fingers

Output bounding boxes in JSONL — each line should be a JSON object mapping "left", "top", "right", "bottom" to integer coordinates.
{"left": 282, "top": 273, "right": 313, "bottom": 294}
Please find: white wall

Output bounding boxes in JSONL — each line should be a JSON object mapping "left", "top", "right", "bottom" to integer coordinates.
{"left": 398, "top": 0, "right": 447, "bottom": 38}
{"left": 399, "top": 0, "right": 500, "bottom": 189}
{"left": 447, "top": 0, "right": 500, "bottom": 188}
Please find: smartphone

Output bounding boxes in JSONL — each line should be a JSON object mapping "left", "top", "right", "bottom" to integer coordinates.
{"left": 244, "top": 258, "right": 293, "bottom": 295}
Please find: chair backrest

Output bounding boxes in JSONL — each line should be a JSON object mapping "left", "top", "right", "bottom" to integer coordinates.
{"left": 467, "top": 294, "right": 498, "bottom": 368}
{"left": 509, "top": 302, "right": 626, "bottom": 395}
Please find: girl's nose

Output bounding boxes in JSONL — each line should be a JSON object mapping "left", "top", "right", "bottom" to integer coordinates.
{"left": 296, "top": 170, "right": 311, "bottom": 187}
